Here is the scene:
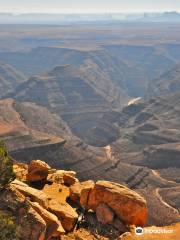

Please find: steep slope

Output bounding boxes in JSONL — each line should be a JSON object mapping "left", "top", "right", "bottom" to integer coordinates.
{"left": 109, "top": 93, "right": 180, "bottom": 169}
{"left": 0, "top": 46, "right": 128, "bottom": 76}
{"left": 9, "top": 65, "right": 126, "bottom": 146}
{"left": 146, "top": 63, "right": 180, "bottom": 98}
{"left": 2, "top": 46, "right": 134, "bottom": 106}
{"left": 0, "top": 62, "right": 26, "bottom": 98}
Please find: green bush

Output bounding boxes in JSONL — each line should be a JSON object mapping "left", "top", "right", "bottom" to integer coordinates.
{"left": 0, "top": 211, "right": 20, "bottom": 240}
{"left": 0, "top": 141, "right": 15, "bottom": 190}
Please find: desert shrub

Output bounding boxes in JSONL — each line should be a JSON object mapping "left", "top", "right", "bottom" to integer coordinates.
{"left": 0, "top": 141, "right": 15, "bottom": 190}
{"left": 0, "top": 211, "right": 20, "bottom": 240}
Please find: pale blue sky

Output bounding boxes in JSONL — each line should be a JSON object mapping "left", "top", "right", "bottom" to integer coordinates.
{"left": 0, "top": 0, "right": 179, "bottom": 13}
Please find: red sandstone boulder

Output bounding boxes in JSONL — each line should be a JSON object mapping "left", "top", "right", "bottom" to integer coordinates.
{"left": 27, "top": 160, "right": 51, "bottom": 182}
{"left": 79, "top": 181, "right": 95, "bottom": 208}
{"left": 70, "top": 180, "right": 95, "bottom": 205}
{"left": 83, "top": 181, "right": 148, "bottom": 226}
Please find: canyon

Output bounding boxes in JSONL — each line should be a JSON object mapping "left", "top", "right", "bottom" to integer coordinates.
{"left": 0, "top": 22, "right": 179, "bottom": 239}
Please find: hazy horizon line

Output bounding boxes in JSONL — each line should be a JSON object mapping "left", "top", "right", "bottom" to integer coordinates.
{"left": 0, "top": 11, "right": 180, "bottom": 15}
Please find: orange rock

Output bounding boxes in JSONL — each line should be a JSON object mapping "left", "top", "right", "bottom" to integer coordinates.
{"left": 79, "top": 181, "right": 95, "bottom": 209}
{"left": 96, "top": 203, "right": 114, "bottom": 225}
{"left": 70, "top": 180, "right": 95, "bottom": 205}
{"left": 86, "top": 181, "right": 148, "bottom": 226}
{"left": 11, "top": 179, "right": 48, "bottom": 207}
{"left": 12, "top": 180, "right": 77, "bottom": 232}
{"left": 27, "top": 160, "right": 51, "bottom": 182}
{"left": 47, "top": 198, "right": 78, "bottom": 232}
{"left": 43, "top": 182, "right": 69, "bottom": 203}
{"left": 63, "top": 173, "right": 78, "bottom": 187}
{"left": 47, "top": 170, "right": 76, "bottom": 184}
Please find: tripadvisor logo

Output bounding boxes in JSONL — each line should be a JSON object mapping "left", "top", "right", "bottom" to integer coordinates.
{"left": 135, "top": 227, "right": 144, "bottom": 235}
{"left": 135, "top": 226, "right": 174, "bottom": 235}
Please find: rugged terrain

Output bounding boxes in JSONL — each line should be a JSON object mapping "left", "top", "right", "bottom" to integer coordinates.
{"left": 0, "top": 94, "right": 179, "bottom": 226}
{"left": 0, "top": 22, "right": 179, "bottom": 238}
{"left": 8, "top": 64, "right": 127, "bottom": 145}
{"left": 1, "top": 43, "right": 180, "bottom": 98}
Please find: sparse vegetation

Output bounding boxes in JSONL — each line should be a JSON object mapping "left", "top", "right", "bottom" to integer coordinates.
{"left": 0, "top": 141, "right": 15, "bottom": 190}
{"left": 0, "top": 211, "right": 20, "bottom": 240}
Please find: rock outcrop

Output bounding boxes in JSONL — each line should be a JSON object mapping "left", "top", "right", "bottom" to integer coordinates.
{"left": 11, "top": 179, "right": 48, "bottom": 207}
{"left": 1, "top": 158, "right": 179, "bottom": 239}
{"left": 81, "top": 181, "right": 148, "bottom": 227}
{"left": 11, "top": 179, "right": 78, "bottom": 232}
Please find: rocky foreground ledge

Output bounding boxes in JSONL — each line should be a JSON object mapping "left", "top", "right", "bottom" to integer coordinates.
{"left": 1, "top": 160, "right": 178, "bottom": 240}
